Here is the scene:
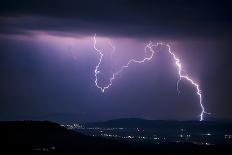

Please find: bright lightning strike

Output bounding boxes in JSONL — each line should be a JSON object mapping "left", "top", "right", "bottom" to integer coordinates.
{"left": 93, "top": 34, "right": 209, "bottom": 121}
{"left": 93, "top": 34, "right": 155, "bottom": 93}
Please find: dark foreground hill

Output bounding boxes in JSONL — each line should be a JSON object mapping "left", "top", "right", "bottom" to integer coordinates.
{"left": 0, "top": 121, "right": 231, "bottom": 155}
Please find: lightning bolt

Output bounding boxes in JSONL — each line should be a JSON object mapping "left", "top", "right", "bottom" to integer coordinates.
{"left": 93, "top": 34, "right": 155, "bottom": 92}
{"left": 107, "top": 39, "right": 116, "bottom": 58}
{"left": 149, "top": 43, "right": 210, "bottom": 121}
{"left": 93, "top": 34, "right": 209, "bottom": 121}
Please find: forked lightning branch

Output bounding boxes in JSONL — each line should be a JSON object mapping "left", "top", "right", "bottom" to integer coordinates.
{"left": 93, "top": 34, "right": 209, "bottom": 121}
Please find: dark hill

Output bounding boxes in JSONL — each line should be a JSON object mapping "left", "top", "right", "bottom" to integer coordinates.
{"left": 0, "top": 121, "right": 231, "bottom": 154}
{"left": 0, "top": 121, "right": 132, "bottom": 154}
{"left": 87, "top": 118, "right": 232, "bottom": 132}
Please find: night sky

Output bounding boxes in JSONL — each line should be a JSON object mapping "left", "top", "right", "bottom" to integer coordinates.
{"left": 1, "top": 0, "right": 232, "bottom": 122}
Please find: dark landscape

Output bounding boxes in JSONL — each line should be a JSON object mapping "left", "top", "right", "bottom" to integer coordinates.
{"left": 1, "top": 120, "right": 232, "bottom": 154}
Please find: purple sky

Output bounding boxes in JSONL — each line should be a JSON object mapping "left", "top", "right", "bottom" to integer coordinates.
{"left": 0, "top": 0, "right": 232, "bottom": 122}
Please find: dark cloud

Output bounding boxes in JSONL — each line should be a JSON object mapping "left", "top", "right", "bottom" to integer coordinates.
{"left": 0, "top": 0, "right": 232, "bottom": 39}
